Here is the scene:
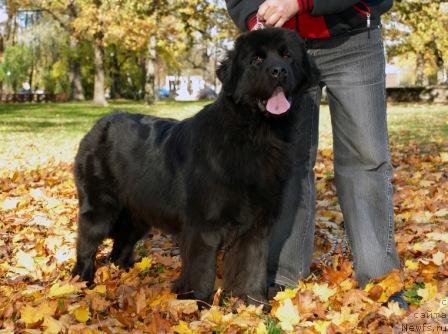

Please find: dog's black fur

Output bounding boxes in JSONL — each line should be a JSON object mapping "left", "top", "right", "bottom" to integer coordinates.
{"left": 72, "top": 28, "right": 319, "bottom": 303}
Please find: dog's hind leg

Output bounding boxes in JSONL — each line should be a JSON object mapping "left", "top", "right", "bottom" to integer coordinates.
{"left": 72, "top": 207, "right": 118, "bottom": 284}
{"left": 223, "top": 224, "right": 270, "bottom": 306}
{"left": 173, "top": 228, "right": 222, "bottom": 303}
{"left": 109, "top": 209, "right": 148, "bottom": 269}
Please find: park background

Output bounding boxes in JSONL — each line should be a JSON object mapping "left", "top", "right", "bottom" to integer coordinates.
{"left": 0, "top": 1, "right": 447, "bottom": 333}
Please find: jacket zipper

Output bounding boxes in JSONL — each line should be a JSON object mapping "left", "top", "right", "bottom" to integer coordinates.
{"left": 353, "top": 1, "right": 372, "bottom": 28}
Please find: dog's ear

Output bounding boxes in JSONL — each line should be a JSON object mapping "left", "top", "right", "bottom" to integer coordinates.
{"left": 216, "top": 50, "right": 237, "bottom": 95}
{"left": 295, "top": 44, "right": 320, "bottom": 93}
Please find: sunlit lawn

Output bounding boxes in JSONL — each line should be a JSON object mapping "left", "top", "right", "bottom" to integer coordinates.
{"left": 0, "top": 100, "right": 447, "bottom": 173}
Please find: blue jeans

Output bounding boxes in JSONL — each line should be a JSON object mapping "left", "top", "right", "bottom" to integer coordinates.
{"left": 268, "top": 28, "right": 401, "bottom": 288}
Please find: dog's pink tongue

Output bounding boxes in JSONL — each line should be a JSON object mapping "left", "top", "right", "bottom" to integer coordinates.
{"left": 266, "top": 88, "right": 290, "bottom": 115}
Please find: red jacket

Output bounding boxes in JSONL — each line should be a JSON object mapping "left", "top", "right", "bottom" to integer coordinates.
{"left": 226, "top": 0, "right": 393, "bottom": 39}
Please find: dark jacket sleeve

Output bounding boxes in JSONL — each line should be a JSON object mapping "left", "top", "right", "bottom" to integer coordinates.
{"left": 226, "top": 0, "right": 265, "bottom": 31}
{"left": 304, "top": 0, "right": 393, "bottom": 16}
{"left": 307, "top": 0, "right": 360, "bottom": 16}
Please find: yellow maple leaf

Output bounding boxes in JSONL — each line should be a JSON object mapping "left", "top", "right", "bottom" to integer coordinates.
{"left": 43, "top": 315, "right": 64, "bottom": 334}
{"left": 364, "top": 270, "right": 403, "bottom": 303}
{"left": 173, "top": 320, "right": 195, "bottom": 334}
{"left": 21, "top": 301, "right": 58, "bottom": 325}
{"left": 273, "top": 288, "right": 298, "bottom": 302}
{"left": 434, "top": 209, "right": 448, "bottom": 218}
{"left": 256, "top": 322, "right": 268, "bottom": 334}
{"left": 21, "top": 305, "right": 44, "bottom": 325}
{"left": 364, "top": 282, "right": 374, "bottom": 293}
{"left": 339, "top": 279, "right": 355, "bottom": 291}
{"left": 86, "top": 284, "right": 106, "bottom": 295}
{"left": 312, "top": 283, "right": 336, "bottom": 302}
{"left": 48, "top": 282, "right": 81, "bottom": 298}
{"left": 82, "top": 330, "right": 101, "bottom": 334}
{"left": 332, "top": 306, "right": 358, "bottom": 326}
{"left": 313, "top": 320, "right": 331, "bottom": 334}
{"left": 405, "top": 259, "right": 419, "bottom": 270}
{"left": 316, "top": 182, "right": 326, "bottom": 192}
{"left": 135, "top": 257, "right": 152, "bottom": 271}
{"left": 274, "top": 298, "right": 300, "bottom": 331}
{"left": 417, "top": 283, "right": 438, "bottom": 303}
{"left": 427, "top": 232, "right": 448, "bottom": 243}
{"left": 73, "top": 306, "right": 90, "bottom": 323}
{"left": 432, "top": 251, "right": 446, "bottom": 266}
{"left": 379, "top": 301, "right": 406, "bottom": 318}
{"left": 236, "top": 304, "right": 263, "bottom": 316}
{"left": 16, "top": 250, "right": 36, "bottom": 271}
{"left": 412, "top": 241, "right": 436, "bottom": 252}
{"left": 200, "top": 306, "right": 223, "bottom": 324}
{"left": 148, "top": 291, "right": 177, "bottom": 309}
{"left": 167, "top": 299, "right": 198, "bottom": 315}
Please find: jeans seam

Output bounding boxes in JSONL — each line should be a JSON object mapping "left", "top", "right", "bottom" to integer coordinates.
{"left": 385, "top": 166, "right": 394, "bottom": 255}
{"left": 380, "top": 59, "right": 394, "bottom": 256}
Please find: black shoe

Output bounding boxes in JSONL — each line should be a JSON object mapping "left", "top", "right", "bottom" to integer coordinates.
{"left": 387, "top": 291, "right": 409, "bottom": 310}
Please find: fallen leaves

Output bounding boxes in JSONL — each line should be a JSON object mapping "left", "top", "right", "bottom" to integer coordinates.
{"left": 0, "top": 136, "right": 447, "bottom": 333}
{"left": 274, "top": 298, "right": 300, "bottom": 331}
{"left": 72, "top": 305, "right": 91, "bottom": 323}
{"left": 48, "top": 281, "right": 83, "bottom": 298}
{"left": 364, "top": 270, "right": 403, "bottom": 303}
{"left": 21, "top": 301, "right": 58, "bottom": 326}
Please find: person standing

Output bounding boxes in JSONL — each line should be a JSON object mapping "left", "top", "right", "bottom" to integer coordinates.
{"left": 225, "top": 0, "right": 404, "bottom": 299}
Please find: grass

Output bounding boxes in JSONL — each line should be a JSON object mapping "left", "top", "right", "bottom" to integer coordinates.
{"left": 0, "top": 100, "right": 207, "bottom": 134}
{"left": 0, "top": 100, "right": 447, "bottom": 172}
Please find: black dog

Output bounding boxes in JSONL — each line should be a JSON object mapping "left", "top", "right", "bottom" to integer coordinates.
{"left": 72, "top": 28, "right": 319, "bottom": 304}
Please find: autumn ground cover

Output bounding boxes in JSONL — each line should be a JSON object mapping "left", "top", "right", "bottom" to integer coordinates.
{"left": 0, "top": 101, "right": 447, "bottom": 333}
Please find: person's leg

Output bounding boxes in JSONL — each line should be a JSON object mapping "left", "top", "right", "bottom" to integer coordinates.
{"left": 267, "top": 85, "right": 321, "bottom": 287}
{"left": 325, "top": 29, "right": 401, "bottom": 288}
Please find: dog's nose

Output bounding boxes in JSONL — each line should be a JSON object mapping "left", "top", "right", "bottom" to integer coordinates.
{"left": 271, "top": 66, "right": 287, "bottom": 79}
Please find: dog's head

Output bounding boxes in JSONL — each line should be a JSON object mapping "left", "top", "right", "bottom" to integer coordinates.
{"left": 217, "top": 28, "right": 320, "bottom": 116}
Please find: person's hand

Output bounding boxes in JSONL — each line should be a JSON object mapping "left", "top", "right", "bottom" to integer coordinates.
{"left": 257, "top": 0, "right": 299, "bottom": 28}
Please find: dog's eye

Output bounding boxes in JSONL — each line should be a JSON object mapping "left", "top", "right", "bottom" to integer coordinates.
{"left": 251, "top": 56, "right": 264, "bottom": 66}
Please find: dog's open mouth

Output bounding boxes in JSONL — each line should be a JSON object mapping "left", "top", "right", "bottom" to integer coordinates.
{"left": 258, "top": 87, "right": 291, "bottom": 115}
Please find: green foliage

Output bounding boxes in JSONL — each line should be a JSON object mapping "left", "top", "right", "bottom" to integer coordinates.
{"left": 0, "top": 44, "right": 33, "bottom": 92}
{"left": 403, "top": 282, "right": 425, "bottom": 305}
{"left": 383, "top": 1, "right": 448, "bottom": 84}
{"left": 4, "top": 1, "right": 234, "bottom": 101}
{"left": 50, "top": 60, "right": 70, "bottom": 93}
{"left": 266, "top": 319, "right": 282, "bottom": 334}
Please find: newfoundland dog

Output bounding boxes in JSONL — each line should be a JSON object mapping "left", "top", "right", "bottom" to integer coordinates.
{"left": 72, "top": 28, "right": 319, "bottom": 304}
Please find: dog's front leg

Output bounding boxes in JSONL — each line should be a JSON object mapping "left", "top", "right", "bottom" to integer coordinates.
{"left": 223, "top": 223, "right": 270, "bottom": 306}
{"left": 173, "top": 228, "right": 221, "bottom": 303}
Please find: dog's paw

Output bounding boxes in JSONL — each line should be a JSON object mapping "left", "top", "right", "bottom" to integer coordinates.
{"left": 172, "top": 279, "right": 213, "bottom": 304}
{"left": 172, "top": 278, "right": 190, "bottom": 297}
{"left": 72, "top": 261, "right": 94, "bottom": 286}
{"left": 109, "top": 253, "right": 135, "bottom": 270}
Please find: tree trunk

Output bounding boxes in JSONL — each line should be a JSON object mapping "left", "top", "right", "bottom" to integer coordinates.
{"left": 144, "top": 36, "right": 158, "bottom": 105}
{"left": 29, "top": 57, "right": 34, "bottom": 93}
{"left": 93, "top": 40, "right": 108, "bottom": 106}
{"left": 439, "top": 67, "right": 448, "bottom": 85}
{"left": 109, "top": 48, "right": 121, "bottom": 99}
{"left": 69, "top": 37, "right": 85, "bottom": 101}
{"left": 5, "top": 11, "right": 16, "bottom": 46}
{"left": 435, "top": 51, "right": 446, "bottom": 85}
{"left": 416, "top": 53, "right": 425, "bottom": 86}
